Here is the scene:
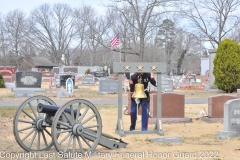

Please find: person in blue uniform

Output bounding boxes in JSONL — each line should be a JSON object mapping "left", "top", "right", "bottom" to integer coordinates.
{"left": 129, "top": 72, "right": 157, "bottom": 131}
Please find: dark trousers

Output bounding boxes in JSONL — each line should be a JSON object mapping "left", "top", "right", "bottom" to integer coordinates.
{"left": 130, "top": 99, "right": 149, "bottom": 131}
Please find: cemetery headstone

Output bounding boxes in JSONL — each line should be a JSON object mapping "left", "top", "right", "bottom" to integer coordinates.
{"left": 54, "top": 74, "right": 75, "bottom": 87}
{"left": 99, "top": 78, "right": 118, "bottom": 93}
{"left": 15, "top": 72, "right": 42, "bottom": 88}
{"left": 208, "top": 94, "right": 236, "bottom": 118}
{"left": 41, "top": 71, "right": 55, "bottom": 82}
{"left": 66, "top": 78, "right": 74, "bottom": 93}
{"left": 57, "top": 90, "right": 69, "bottom": 98}
{"left": 218, "top": 99, "right": 240, "bottom": 139}
{"left": 149, "top": 79, "right": 173, "bottom": 92}
{"left": 81, "top": 75, "right": 95, "bottom": 85}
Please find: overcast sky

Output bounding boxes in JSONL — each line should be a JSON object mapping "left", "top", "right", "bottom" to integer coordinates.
{"left": 0, "top": 0, "right": 108, "bottom": 15}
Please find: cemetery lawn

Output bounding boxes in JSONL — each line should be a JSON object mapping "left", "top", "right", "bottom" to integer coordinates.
{"left": 0, "top": 81, "right": 239, "bottom": 160}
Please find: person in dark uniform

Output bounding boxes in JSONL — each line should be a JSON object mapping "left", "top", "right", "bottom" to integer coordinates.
{"left": 129, "top": 72, "right": 157, "bottom": 131}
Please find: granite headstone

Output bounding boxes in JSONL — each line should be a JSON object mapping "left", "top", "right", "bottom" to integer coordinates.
{"left": 82, "top": 75, "right": 95, "bottom": 85}
{"left": 218, "top": 99, "right": 240, "bottom": 139}
{"left": 54, "top": 74, "right": 75, "bottom": 87}
{"left": 15, "top": 72, "right": 42, "bottom": 88}
{"left": 57, "top": 90, "right": 69, "bottom": 98}
{"left": 99, "top": 78, "right": 118, "bottom": 93}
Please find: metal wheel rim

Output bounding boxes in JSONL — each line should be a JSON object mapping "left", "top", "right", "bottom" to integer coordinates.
{"left": 51, "top": 99, "right": 102, "bottom": 156}
{"left": 13, "top": 96, "right": 56, "bottom": 151}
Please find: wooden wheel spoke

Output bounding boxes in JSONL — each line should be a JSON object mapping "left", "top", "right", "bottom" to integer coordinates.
{"left": 64, "top": 135, "right": 73, "bottom": 153}
{"left": 37, "top": 99, "right": 40, "bottom": 117}
{"left": 42, "top": 131, "right": 48, "bottom": 147}
{"left": 77, "top": 136, "right": 84, "bottom": 154}
{"left": 57, "top": 120, "right": 71, "bottom": 128}
{"left": 56, "top": 129, "right": 72, "bottom": 134}
{"left": 83, "top": 124, "right": 99, "bottom": 129}
{"left": 59, "top": 132, "right": 72, "bottom": 145}
{"left": 37, "top": 131, "right": 41, "bottom": 150}
{"left": 62, "top": 112, "right": 74, "bottom": 126}
{"left": 22, "top": 110, "right": 35, "bottom": 121}
{"left": 18, "top": 125, "right": 34, "bottom": 132}
{"left": 21, "top": 128, "right": 35, "bottom": 141}
{"left": 72, "top": 136, "right": 76, "bottom": 154}
{"left": 80, "top": 135, "right": 92, "bottom": 148}
{"left": 43, "top": 128, "right": 51, "bottom": 136}
{"left": 70, "top": 105, "right": 74, "bottom": 118}
{"left": 76, "top": 103, "right": 81, "bottom": 123}
{"left": 18, "top": 119, "right": 35, "bottom": 125}
{"left": 81, "top": 114, "right": 96, "bottom": 125}
{"left": 29, "top": 130, "right": 37, "bottom": 148}
{"left": 83, "top": 131, "right": 97, "bottom": 138}
{"left": 78, "top": 107, "right": 89, "bottom": 122}
{"left": 28, "top": 102, "right": 37, "bottom": 119}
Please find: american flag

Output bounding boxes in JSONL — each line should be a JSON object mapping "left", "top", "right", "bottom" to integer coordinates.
{"left": 110, "top": 33, "right": 120, "bottom": 50}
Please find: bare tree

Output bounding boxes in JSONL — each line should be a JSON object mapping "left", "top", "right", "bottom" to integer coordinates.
{"left": 72, "top": 6, "right": 115, "bottom": 66}
{"left": 3, "top": 10, "right": 30, "bottom": 67}
{"left": 181, "top": 0, "right": 240, "bottom": 49}
{"left": 110, "top": 0, "right": 177, "bottom": 62}
{"left": 0, "top": 14, "right": 7, "bottom": 65}
{"left": 30, "top": 3, "right": 79, "bottom": 65}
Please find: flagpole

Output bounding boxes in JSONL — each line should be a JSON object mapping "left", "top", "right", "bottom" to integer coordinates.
{"left": 120, "top": 47, "right": 122, "bottom": 62}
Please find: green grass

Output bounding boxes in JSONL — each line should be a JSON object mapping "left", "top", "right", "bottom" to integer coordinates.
{"left": 0, "top": 107, "right": 17, "bottom": 117}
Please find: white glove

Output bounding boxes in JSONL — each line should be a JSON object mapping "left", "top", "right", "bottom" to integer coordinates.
{"left": 135, "top": 98, "right": 140, "bottom": 104}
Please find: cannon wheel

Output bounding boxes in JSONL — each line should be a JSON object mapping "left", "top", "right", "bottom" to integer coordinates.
{"left": 52, "top": 99, "right": 102, "bottom": 155}
{"left": 13, "top": 96, "right": 57, "bottom": 151}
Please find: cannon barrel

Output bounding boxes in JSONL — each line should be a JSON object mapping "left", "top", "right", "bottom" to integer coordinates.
{"left": 37, "top": 103, "right": 59, "bottom": 114}
{"left": 37, "top": 103, "right": 80, "bottom": 116}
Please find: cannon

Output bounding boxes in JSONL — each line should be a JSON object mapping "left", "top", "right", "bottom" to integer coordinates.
{"left": 13, "top": 96, "right": 127, "bottom": 155}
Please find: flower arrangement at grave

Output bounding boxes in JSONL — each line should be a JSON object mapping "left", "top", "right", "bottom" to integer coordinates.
{"left": 85, "top": 69, "right": 91, "bottom": 75}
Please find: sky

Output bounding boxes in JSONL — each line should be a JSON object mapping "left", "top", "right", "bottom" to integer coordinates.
{"left": 0, "top": 0, "right": 108, "bottom": 15}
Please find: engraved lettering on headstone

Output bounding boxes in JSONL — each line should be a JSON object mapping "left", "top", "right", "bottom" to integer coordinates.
{"left": 233, "top": 109, "right": 240, "bottom": 115}
{"left": 20, "top": 76, "right": 37, "bottom": 85}
{"left": 231, "top": 118, "right": 240, "bottom": 125}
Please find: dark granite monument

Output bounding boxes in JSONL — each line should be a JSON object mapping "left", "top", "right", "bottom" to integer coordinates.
{"left": 54, "top": 74, "right": 75, "bottom": 87}
{"left": 16, "top": 72, "right": 42, "bottom": 88}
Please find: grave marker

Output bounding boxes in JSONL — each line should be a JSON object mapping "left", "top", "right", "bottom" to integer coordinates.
{"left": 16, "top": 72, "right": 42, "bottom": 88}
{"left": 54, "top": 74, "right": 75, "bottom": 87}
{"left": 99, "top": 78, "right": 118, "bottom": 93}
{"left": 149, "top": 79, "right": 173, "bottom": 92}
{"left": 218, "top": 99, "right": 240, "bottom": 139}
{"left": 57, "top": 90, "right": 69, "bottom": 98}
{"left": 66, "top": 78, "right": 74, "bottom": 93}
{"left": 81, "top": 75, "right": 95, "bottom": 85}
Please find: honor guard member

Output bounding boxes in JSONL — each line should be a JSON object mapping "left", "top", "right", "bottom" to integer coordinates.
{"left": 129, "top": 72, "right": 157, "bottom": 131}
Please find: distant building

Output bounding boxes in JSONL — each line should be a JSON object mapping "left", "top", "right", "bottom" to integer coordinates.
{"left": 20, "top": 57, "right": 58, "bottom": 72}
{"left": 201, "top": 58, "right": 209, "bottom": 76}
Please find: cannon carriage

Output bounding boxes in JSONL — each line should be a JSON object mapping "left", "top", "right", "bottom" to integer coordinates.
{"left": 13, "top": 96, "right": 127, "bottom": 155}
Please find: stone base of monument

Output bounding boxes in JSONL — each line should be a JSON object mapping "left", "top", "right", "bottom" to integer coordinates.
{"left": 12, "top": 88, "right": 46, "bottom": 98}
{"left": 150, "top": 137, "right": 183, "bottom": 143}
{"left": 201, "top": 116, "right": 223, "bottom": 123}
{"left": 149, "top": 118, "right": 192, "bottom": 124}
{"left": 4, "top": 82, "right": 15, "bottom": 88}
{"left": 217, "top": 130, "right": 240, "bottom": 140}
